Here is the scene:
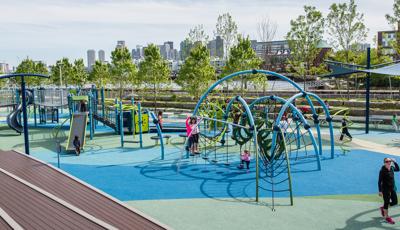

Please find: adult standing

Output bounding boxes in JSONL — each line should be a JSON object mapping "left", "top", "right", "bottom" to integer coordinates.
{"left": 378, "top": 158, "right": 399, "bottom": 224}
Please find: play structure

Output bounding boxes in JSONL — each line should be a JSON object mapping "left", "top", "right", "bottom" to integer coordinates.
{"left": 1, "top": 88, "right": 68, "bottom": 134}
{"left": 184, "top": 69, "right": 335, "bottom": 208}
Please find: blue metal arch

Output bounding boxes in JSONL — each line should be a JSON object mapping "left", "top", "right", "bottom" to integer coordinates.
{"left": 193, "top": 69, "right": 304, "bottom": 115}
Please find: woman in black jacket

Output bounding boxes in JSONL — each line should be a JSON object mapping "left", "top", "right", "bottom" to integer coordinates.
{"left": 378, "top": 158, "right": 399, "bottom": 224}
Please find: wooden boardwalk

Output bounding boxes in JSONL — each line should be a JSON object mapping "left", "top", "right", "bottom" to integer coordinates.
{"left": 0, "top": 150, "right": 169, "bottom": 230}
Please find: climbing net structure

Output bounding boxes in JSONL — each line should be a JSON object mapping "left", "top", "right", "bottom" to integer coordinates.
{"left": 188, "top": 69, "right": 335, "bottom": 208}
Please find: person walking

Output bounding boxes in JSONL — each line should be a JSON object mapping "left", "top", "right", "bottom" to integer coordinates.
{"left": 378, "top": 158, "right": 399, "bottom": 224}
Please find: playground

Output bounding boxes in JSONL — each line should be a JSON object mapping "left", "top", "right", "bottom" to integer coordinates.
{"left": 1, "top": 70, "right": 400, "bottom": 229}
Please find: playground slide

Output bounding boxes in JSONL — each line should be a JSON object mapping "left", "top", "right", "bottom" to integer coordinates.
{"left": 66, "top": 113, "right": 88, "bottom": 151}
{"left": 6, "top": 90, "right": 34, "bottom": 134}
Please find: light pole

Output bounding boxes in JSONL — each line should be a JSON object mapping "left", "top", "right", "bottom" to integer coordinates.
{"left": 59, "top": 64, "right": 63, "bottom": 114}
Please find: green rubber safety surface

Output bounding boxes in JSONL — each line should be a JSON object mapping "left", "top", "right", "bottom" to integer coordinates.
{"left": 127, "top": 196, "right": 400, "bottom": 230}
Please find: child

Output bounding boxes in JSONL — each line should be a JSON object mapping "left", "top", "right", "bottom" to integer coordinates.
{"left": 324, "top": 100, "right": 330, "bottom": 110}
{"left": 339, "top": 117, "right": 352, "bottom": 141}
{"left": 378, "top": 158, "right": 399, "bottom": 224}
{"left": 185, "top": 116, "right": 192, "bottom": 152}
{"left": 240, "top": 150, "right": 251, "bottom": 173}
{"left": 279, "top": 116, "right": 289, "bottom": 136}
{"left": 392, "top": 114, "right": 398, "bottom": 132}
{"left": 157, "top": 111, "right": 163, "bottom": 131}
{"left": 79, "top": 100, "right": 87, "bottom": 113}
{"left": 73, "top": 135, "right": 81, "bottom": 156}
{"left": 189, "top": 117, "right": 200, "bottom": 155}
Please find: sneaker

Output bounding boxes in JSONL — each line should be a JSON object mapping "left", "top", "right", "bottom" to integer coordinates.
{"left": 380, "top": 206, "right": 384, "bottom": 217}
{"left": 386, "top": 217, "right": 395, "bottom": 225}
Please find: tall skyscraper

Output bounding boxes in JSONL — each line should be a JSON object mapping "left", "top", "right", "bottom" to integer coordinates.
{"left": 215, "top": 36, "right": 224, "bottom": 58}
{"left": 98, "top": 50, "right": 105, "bottom": 63}
{"left": 87, "top": 49, "right": 96, "bottom": 69}
{"left": 208, "top": 36, "right": 224, "bottom": 58}
{"left": 116, "top": 40, "right": 126, "bottom": 49}
{"left": 165, "top": 41, "right": 173, "bottom": 50}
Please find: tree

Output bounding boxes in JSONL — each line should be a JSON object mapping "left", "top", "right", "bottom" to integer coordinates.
{"left": 15, "top": 58, "right": 49, "bottom": 86}
{"left": 69, "top": 59, "right": 89, "bottom": 87}
{"left": 215, "top": 13, "right": 238, "bottom": 59}
{"left": 177, "top": 44, "right": 215, "bottom": 99}
{"left": 111, "top": 46, "right": 138, "bottom": 99}
{"left": 257, "top": 15, "right": 278, "bottom": 69}
{"left": 188, "top": 24, "right": 209, "bottom": 45}
{"left": 223, "top": 36, "right": 262, "bottom": 93}
{"left": 50, "top": 58, "right": 73, "bottom": 86}
{"left": 327, "top": 0, "right": 368, "bottom": 62}
{"left": 386, "top": 0, "right": 400, "bottom": 28}
{"left": 327, "top": 0, "right": 368, "bottom": 99}
{"left": 286, "top": 5, "right": 325, "bottom": 89}
{"left": 90, "top": 61, "right": 110, "bottom": 88}
{"left": 385, "top": 0, "right": 400, "bottom": 58}
{"left": 138, "top": 44, "right": 170, "bottom": 110}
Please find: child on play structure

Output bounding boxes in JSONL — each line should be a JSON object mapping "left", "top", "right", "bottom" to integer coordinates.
{"left": 279, "top": 115, "right": 289, "bottom": 136}
{"left": 378, "top": 157, "right": 399, "bottom": 224}
{"left": 157, "top": 111, "right": 163, "bottom": 131}
{"left": 73, "top": 135, "right": 81, "bottom": 156}
{"left": 239, "top": 150, "right": 251, "bottom": 173}
{"left": 339, "top": 117, "right": 352, "bottom": 141}
{"left": 186, "top": 116, "right": 200, "bottom": 155}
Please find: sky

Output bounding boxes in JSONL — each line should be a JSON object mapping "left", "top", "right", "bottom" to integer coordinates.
{"left": 0, "top": 0, "right": 394, "bottom": 67}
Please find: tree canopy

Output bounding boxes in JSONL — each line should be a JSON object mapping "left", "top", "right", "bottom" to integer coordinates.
{"left": 177, "top": 44, "right": 215, "bottom": 99}
{"left": 15, "top": 58, "right": 49, "bottom": 86}
{"left": 138, "top": 44, "right": 170, "bottom": 109}
{"left": 111, "top": 46, "right": 137, "bottom": 99}
{"left": 286, "top": 6, "right": 326, "bottom": 85}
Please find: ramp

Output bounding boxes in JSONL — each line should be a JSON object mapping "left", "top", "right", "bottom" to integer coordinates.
{"left": 67, "top": 113, "right": 88, "bottom": 151}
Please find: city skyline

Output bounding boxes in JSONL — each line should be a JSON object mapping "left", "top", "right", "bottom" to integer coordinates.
{"left": 0, "top": 0, "right": 393, "bottom": 67}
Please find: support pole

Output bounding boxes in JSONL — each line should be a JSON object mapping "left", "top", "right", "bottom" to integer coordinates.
{"left": 365, "top": 47, "right": 371, "bottom": 134}
{"left": 138, "top": 102, "right": 143, "bottom": 148}
{"left": 120, "top": 101, "right": 124, "bottom": 147}
{"left": 114, "top": 98, "right": 118, "bottom": 134}
{"left": 89, "top": 93, "right": 94, "bottom": 140}
{"left": 101, "top": 87, "right": 105, "bottom": 123}
{"left": 21, "top": 77, "right": 30, "bottom": 155}
{"left": 33, "top": 90, "right": 37, "bottom": 127}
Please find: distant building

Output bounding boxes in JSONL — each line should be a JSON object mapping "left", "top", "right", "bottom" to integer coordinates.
{"left": 98, "top": 50, "right": 105, "bottom": 63}
{"left": 132, "top": 45, "right": 144, "bottom": 60}
{"left": 251, "top": 40, "right": 290, "bottom": 72}
{"left": 353, "top": 43, "right": 370, "bottom": 51}
{"left": 378, "top": 30, "right": 398, "bottom": 56}
{"left": 116, "top": 40, "right": 126, "bottom": 49}
{"left": 179, "top": 40, "right": 193, "bottom": 61}
{"left": 165, "top": 41, "right": 173, "bottom": 50}
{"left": 377, "top": 22, "right": 400, "bottom": 57}
{"left": 210, "top": 58, "right": 225, "bottom": 72}
{"left": 158, "top": 44, "right": 167, "bottom": 59}
{"left": 87, "top": 49, "right": 96, "bottom": 70}
{"left": 207, "top": 36, "right": 224, "bottom": 58}
{"left": 0, "top": 62, "right": 10, "bottom": 73}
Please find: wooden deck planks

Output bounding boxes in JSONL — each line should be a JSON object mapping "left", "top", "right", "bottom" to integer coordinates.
{"left": 0, "top": 150, "right": 168, "bottom": 230}
{"left": 0, "top": 171, "right": 106, "bottom": 230}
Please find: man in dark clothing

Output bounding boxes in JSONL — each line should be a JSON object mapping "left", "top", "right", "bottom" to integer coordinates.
{"left": 339, "top": 118, "right": 352, "bottom": 141}
{"left": 378, "top": 158, "right": 399, "bottom": 224}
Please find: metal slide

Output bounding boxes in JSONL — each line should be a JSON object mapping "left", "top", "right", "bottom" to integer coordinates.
{"left": 6, "top": 90, "right": 33, "bottom": 134}
{"left": 66, "top": 113, "right": 88, "bottom": 151}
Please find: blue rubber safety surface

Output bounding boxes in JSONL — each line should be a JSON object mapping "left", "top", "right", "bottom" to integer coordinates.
{"left": 32, "top": 146, "right": 396, "bottom": 202}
